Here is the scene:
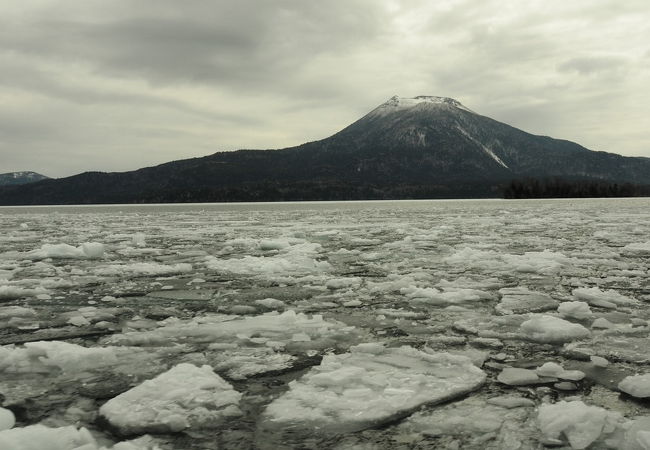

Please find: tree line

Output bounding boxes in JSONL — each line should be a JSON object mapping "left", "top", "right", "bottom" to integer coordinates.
{"left": 504, "top": 178, "right": 650, "bottom": 199}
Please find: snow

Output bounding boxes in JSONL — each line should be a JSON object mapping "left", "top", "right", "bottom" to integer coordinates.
{"left": 0, "top": 407, "right": 15, "bottom": 431}
{"left": 262, "top": 345, "right": 486, "bottom": 433}
{"left": 496, "top": 288, "right": 559, "bottom": 314}
{"left": 100, "top": 363, "right": 241, "bottom": 435}
{"left": 325, "top": 277, "right": 362, "bottom": 290}
{"left": 0, "top": 306, "right": 36, "bottom": 319}
{"left": 403, "top": 286, "right": 493, "bottom": 305}
{"left": 456, "top": 125, "right": 510, "bottom": 169}
{"left": 618, "top": 374, "right": 650, "bottom": 398}
{"left": 0, "top": 341, "right": 119, "bottom": 373}
{"left": 254, "top": 298, "right": 286, "bottom": 310}
{"left": 572, "top": 287, "right": 636, "bottom": 309}
{"left": 590, "top": 355, "right": 609, "bottom": 367}
{"left": 0, "top": 425, "right": 97, "bottom": 450}
{"left": 0, "top": 424, "right": 155, "bottom": 449}
{"left": 622, "top": 241, "right": 650, "bottom": 254}
{"left": 536, "top": 362, "right": 585, "bottom": 381}
{"left": 373, "top": 95, "right": 475, "bottom": 115}
{"left": 95, "top": 262, "right": 192, "bottom": 277}
{"left": 0, "top": 285, "right": 47, "bottom": 300}
{"left": 443, "top": 247, "right": 573, "bottom": 275}
{"left": 103, "top": 310, "right": 357, "bottom": 352}
{"left": 205, "top": 242, "right": 330, "bottom": 276}
{"left": 520, "top": 315, "right": 591, "bottom": 343}
{"left": 132, "top": 232, "right": 146, "bottom": 247}
{"left": 398, "top": 395, "right": 536, "bottom": 448}
{"left": 537, "top": 401, "right": 625, "bottom": 449}
{"left": 558, "top": 301, "right": 593, "bottom": 320}
{"left": 20, "top": 242, "right": 105, "bottom": 260}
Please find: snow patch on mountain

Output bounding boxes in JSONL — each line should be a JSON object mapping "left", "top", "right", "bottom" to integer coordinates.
{"left": 371, "top": 95, "right": 474, "bottom": 116}
{"left": 0, "top": 171, "right": 49, "bottom": 186}
{"left": 456, "top": 126, "right": 510, "bottom": 169}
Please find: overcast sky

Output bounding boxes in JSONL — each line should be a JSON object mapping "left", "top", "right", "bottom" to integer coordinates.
{"left": 1, "top": 0, "right": 649, "bottom": 178}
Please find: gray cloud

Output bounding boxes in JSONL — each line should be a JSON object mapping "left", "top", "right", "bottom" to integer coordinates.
{"left": 1, "top": 0, "right": 387, "bottom": 91}
{"left": 558, "top": 56, "right": 628, "bottom": 75}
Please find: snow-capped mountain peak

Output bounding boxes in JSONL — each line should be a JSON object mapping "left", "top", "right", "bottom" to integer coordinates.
{"left": 373, "top": 95, "right": 474, "bottom": 115}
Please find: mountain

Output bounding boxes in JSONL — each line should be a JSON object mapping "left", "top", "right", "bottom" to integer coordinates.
{"left": 1, "top": 95, "right": 649, "bottom": 204}
{"left": 0, "top": 171, "right": 49, "bottom": 186}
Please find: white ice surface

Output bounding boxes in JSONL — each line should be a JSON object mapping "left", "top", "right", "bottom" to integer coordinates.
{"left": 520, "top": 315, "right": 591, "bottom": 343}
{"left": 572, "top": 287, "right": 636, "bottom": 309}
{"left": 538, "top": 400, "right": 625, "bottom": 449}
{"left": 619, "top": 374, "right": 650, "bottom": 398}
{"left": 0, "top": 341, "right": 119, "bottom": 373}
{"left": 263, "top": 345, "right": 486, "bottom": 433}
{"left": 100, "top": 363, "right": 242, "bottom": 434}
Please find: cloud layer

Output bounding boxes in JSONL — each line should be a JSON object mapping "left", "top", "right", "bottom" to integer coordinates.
{"left": 1, "top": 0, "right": 649, "bottom": 177}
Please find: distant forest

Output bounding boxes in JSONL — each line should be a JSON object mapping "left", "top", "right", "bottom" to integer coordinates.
{"left": 503, "top": 178, "right": 650, "bottom": 199}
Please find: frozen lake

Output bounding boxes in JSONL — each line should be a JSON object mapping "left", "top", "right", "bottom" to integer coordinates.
{"left": 1, "top": 198, "right": 649, "bottom": 449}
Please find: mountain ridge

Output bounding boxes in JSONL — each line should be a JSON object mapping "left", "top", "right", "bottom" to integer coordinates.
{"left": 0, "top": 171, "right": 49, "bottom": 187}
{"left": 1, "top": 96, "right": 649, "bottom": 204}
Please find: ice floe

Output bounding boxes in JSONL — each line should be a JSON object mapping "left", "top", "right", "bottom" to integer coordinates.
{"left": 619, "top": 374, "right": 650, "bottom": 398}
{"left": 537, "top": 400, "right": 625, "bottom": 449}
{"left": 262, "top": 345, "right": 486, "bottom": 433}
{"left": 99, "top": 363, "right": 242, "bottom": 435}
{"left": 520, "top": 315, "right": 591, "bottom": 343}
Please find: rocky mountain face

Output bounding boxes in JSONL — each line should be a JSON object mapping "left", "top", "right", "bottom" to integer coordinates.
{"left": 1, "top": 96, "right": 649, "bottom": 204}
{"left": 0, "top": 171, "right": 49, "bottom": 186}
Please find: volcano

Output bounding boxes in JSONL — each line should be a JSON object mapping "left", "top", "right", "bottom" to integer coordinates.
{"left": 1, "top": 95, "right": 649, "bottom": 204}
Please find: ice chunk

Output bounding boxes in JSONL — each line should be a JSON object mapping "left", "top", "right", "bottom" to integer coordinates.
{"left": 205, "top": 242, "right": 330, "bottom": 276}
{"left": 443, "top": 248, "right": 572, "bottom": 275}
{"left": 558, "top": 301, "right": 593, "bottom": 320}
{"left": 325, "top": 277, "right": 362, "bottom": 290}
{"left": 622, "top": 241, "right": 650, "bottom": 255}
{"left": 95, "top": 262, "right": 192, "bottom": 277}
{"left": 622, "top": 417, "right": 650, "bottom": 450}
{"left": 68, "top": 315, "right": 91, "bottom": 327}
{"left": 520, "top": 315, "right": 591, "bottom": 343}
{"left": 399, "top": 396, "right": 537, "bottom": 448}
{"left": 573, "top": 287, "right": 636, "bottom": 309}
{"left": 590, "top": 356, "right": 609, "bottom": 367}
{"left": 132, "top": 232, "right": 146, "bottom": 247}
{"left": 0, "top": 407, "right": 15, "bottom": 431}
{"left": 0, "top": 341, "right": 119, "bottom": 373}
{"left": 497, "top": 368, "right": 541, "bottom": 386}
{"left": 537, "top": 400, "right": 624, "bottom": 449}
{"left": 262, "top": 346, "right": 486, "bottom": 434}
{"left": 403, "top": 286, "right": 492, "bottom": 305}
{"left": 254, "top": 298, "right": 286, "bottom": 310}
{"left": 619, "top": 374, "right": 650, "bottom": 398}
{"left": 0, "top": 306, "right": 36, "bottom": 319}
{"left": 21, "top": 242, "right": 104, "bottom": 260}
{"left": 486, "top": 396, "right": 535, "bottom": 408}
{"left": 342, "top": 299, "right": 362, "bottom": 307}
{"left": 536, "top": 362, "right": 565, "bottom": 378}
{"left": 103, "top": 310, "right": 357, "bottom": 352}
{"left": 0, "top": 424, "right": 96, "bottom": 450}
{"left": 566, "top": 336, "right": 650, "bottom": 364}
{"left": 207, "top": 347, "right": 295, "bottom": 379}
{"left": 591, "top": 317, "right": 614, "bottom": 329}
{"left": 100, "top": 363, "right": 242, "bottom": 435}
{"left": 0, "top": 285, "right": 47, "bottom": 300}
{"left": 259, "top": 239, "right": 291, "bottom": 251}
{"left": 496, "top": 289, "right": 559, "bottom": 315}
{"left": 81, "top": 242, "right": 105, "bottom": 258}
{"left": 536, "top": 362, "right": 585, "bottom": 381}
